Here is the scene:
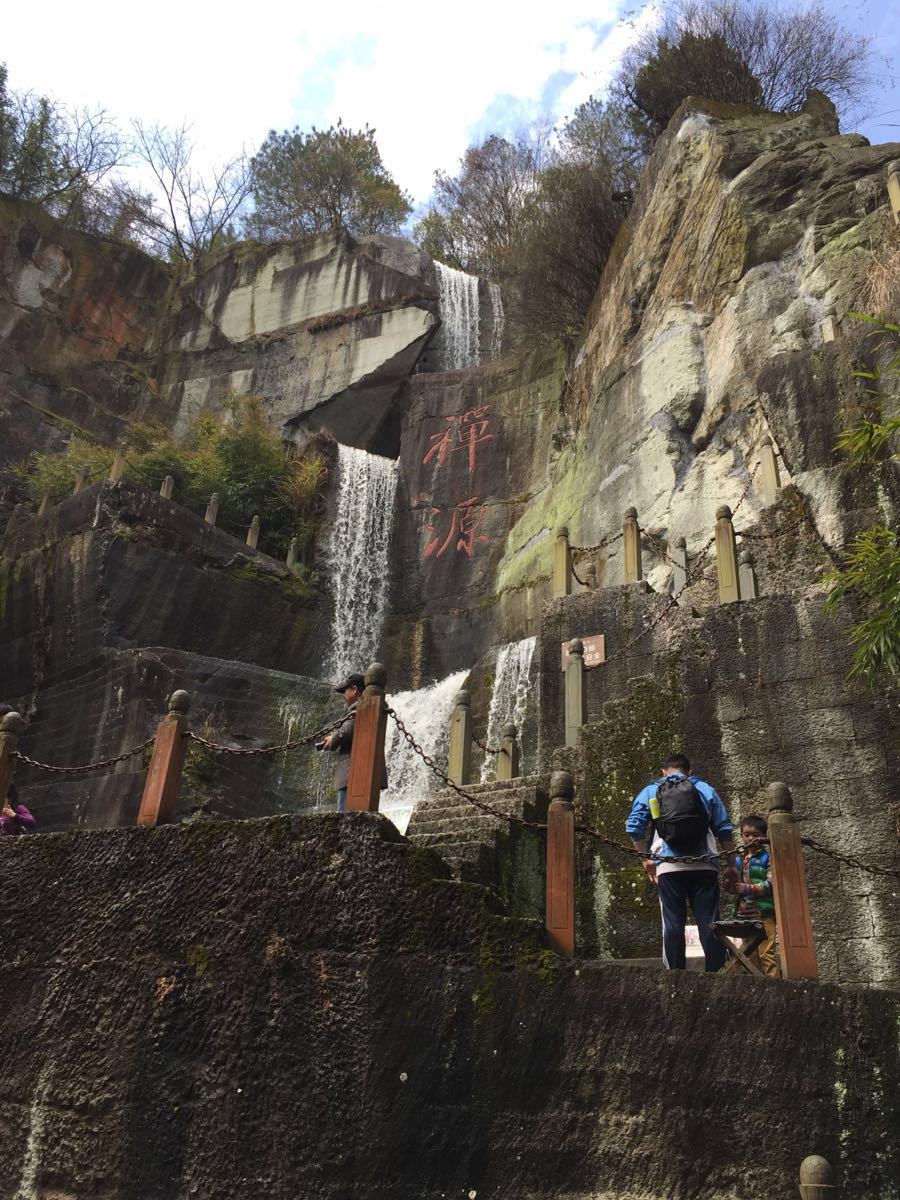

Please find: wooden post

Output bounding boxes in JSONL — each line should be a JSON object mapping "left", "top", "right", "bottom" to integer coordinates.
{"left": 159, "top": 475, "right": 175, "bottom": 500}
{"left": 715, "top": 505, "right": 741, "bottom": 604}
{"left": 108, "top": 451, "right": 127, "bottom": 482}
{"left": 497, "top": 723, "right": 520, "bottom": 781}
{"left": 581, "top": 562, "right": 597, "bottom": 592}
{"left": 546, "top": 769, "right": 576, "bottom": 958}
{"left": 564, "top": 638, "right": 587, "bottom": 748}
{"left": 760, "top": 436, "right": 781, "bottom": 507}
{"left": 37, "top": 495, "right": 51, "bottom": 518}
{"left": 246, "top": 515, "right": 260, "bottom": 550}
{"left": 623, "top": 507, "right": 642, "bottom": 583}
{"left": 739, "top": 549, "right": 758, "bottom": 599}
{"left": 345, "top": 662, "right": 388, "bottom": 813}
{"left": 286, "top": 536, "right": 299, "bottom": 571}
{"left": 448, "top": 689, "right": 473, "bottom": 786}
{"left": 204, "top": 493, "right": 219, "bottom": 525}
{"left": 0, "top": 711, "right": 25, "bottom": 804}
{"left": 672, "top": 536, "right": 688, "bottom": 601}
{"left": 767, "top": 782, "right": 818, "bottom": 980}
{"left": 137, "top": 690, "right": 191, "bottom": 827}
{"left": 553, "top": 526, "right": 572, "bottom": 598}
{"left": 888, "top": 160, "right": 900, "bottom": 226}
{"left": 821, "top": 306, "right": 840, "bottom": 343}
{"left": 73, "top": 465, "right": 90, "bottom": 495}
{"left": 799, "top": 1156, "right": 837, "bottom": 1199}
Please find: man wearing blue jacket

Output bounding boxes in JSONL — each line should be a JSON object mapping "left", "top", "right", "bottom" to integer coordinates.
{"left": 626, "top": 752, "right": 737, "bottom": 971}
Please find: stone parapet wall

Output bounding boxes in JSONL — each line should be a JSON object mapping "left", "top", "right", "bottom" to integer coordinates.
{"left": 0, "top": 814, "right": 896, "bottom": 1199}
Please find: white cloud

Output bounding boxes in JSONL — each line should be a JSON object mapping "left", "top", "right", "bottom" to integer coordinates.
{"left": 3, "top": 0, "right": 655, "bottom": 204}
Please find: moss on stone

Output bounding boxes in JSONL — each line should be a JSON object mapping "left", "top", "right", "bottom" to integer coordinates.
{"left": 185, "top": 943, "right": 210, "bottom": 977}
{"left": 229, "top": 561, "right": 315, "bottom": 602}
{"left": 578, "top": 657, "right": 684, "bottom": 958}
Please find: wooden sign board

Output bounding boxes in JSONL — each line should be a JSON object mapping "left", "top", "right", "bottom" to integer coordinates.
{"left": 561, "top": 634, "right": 606, "bottom": 670}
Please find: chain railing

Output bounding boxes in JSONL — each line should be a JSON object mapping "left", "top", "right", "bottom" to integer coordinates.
{"left": 570, "top": 529, "right": 623, "bottom": 561}
{"left": 187, "top": 712, "right": 348, "bottom": 757}
{"left": 13, "top": 738, "right": 155, "bottom": 776}
{"left": 472, "top": 732, "right": 503, "bottom": 757}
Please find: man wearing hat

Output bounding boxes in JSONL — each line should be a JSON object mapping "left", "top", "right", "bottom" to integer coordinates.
{"left": 322, "top": 672, "right": 366, "bottom": 812}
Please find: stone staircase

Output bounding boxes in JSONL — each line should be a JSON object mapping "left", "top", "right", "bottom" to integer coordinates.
{"left": 406, "top": 776, "right": 550, "bottom": 916}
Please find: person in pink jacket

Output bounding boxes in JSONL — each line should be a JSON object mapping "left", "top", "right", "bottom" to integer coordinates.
{"left": 1, "top": 784, "right": 36, "bottom": 835}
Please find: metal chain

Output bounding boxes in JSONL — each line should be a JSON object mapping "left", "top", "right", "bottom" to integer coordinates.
{"left": 801, "top": 837, "right": 900, "bottom": 879}
{"left": 13, "top": 737, "right": 155, "bottom": 776}
{"left": 387, "top": 709, "right": 541, "bottom": 829}
{"left": 187, "top": 712, "right": 348, "bottom": 757}
{"left": 571, "top": 530, "right": 623, "bottom": 560}
{"left": 570, "top": 561, "right": 591, "bottom": 588}
{"left": 472, "top": 733, "right": 504, "bottom": 757}
{"left": 737, "top": 517, "right": 808, "bottom": 541}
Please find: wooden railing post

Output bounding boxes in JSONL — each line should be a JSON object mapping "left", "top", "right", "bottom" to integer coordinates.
{"left": 888, "top": 160, "right": 900, "bottom": 226}
{"left": 346, "top": 662, "right": 388, "bottom": 812}
{"left": 564, "top": 638, "right": 587, "bottom": 748}
{"left": 672, "top": 535, "right": 688, "bottom": 602}
{"left": 204, "top": 493, "right": 219, "bottom": 525}
{"left": 767, "top": 782, "right": 818, "bottom": 980}
{"left": 715, "top": 505, "right": 741, "bottom": 604}
{"left": 739, "top": 549, "right": 758, "bottom": 599}
{"left": 286, "top": 536, "right": 299, "bottom": 572}
{"left": 37, "top": 495, "right": 51, "bottom": 518}
{"left": 0, "top": 711, "right": 25, "bottom": 804}
{"left": 799, "top": 1156, "right": 837, "bottom": 1199}
{"left": 581, "top": 562, "right": 597, "bottom": 591}
{"left": 448, "top": 689, "right": 473, "bottom": 786}
{"left": 821, "top": 306, "right": 840, "bottom": 343}
{"left": 623, "top": 507, "right": 642, "bottom": 583}
{"left": 553, "top": 526, "right": 572, "bottom": 598}
{"left": 73, "top": 465, "right": 90, "bottom": 495}
{"left": 497, "top": 723, "right": 520, "bottom": 781}
{"left": 137, "top": 691, "right": 191, "bottom": 827}
{"left": 159, "top": 475, "right": 175, "bottom": 500}
{"left": 108, "top": 450, "right": 127, "bottom": 483}
{"left": 759, "top": 436, "right": 781, "bottom": 506}
{"left": 546, "top": 769, "right": 576, "bottom": 958}
{"left": 246, "top": 515, "right": 260, "bottom": 549}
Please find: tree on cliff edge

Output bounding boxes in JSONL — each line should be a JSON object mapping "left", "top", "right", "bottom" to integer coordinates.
{"left": 614, "top": 0, "right": 875, "bottom": 149}
{"left": 245, "top": 121, "right": 411, "bottom": 241}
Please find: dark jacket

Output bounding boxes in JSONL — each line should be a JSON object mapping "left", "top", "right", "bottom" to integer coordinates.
{"left": 0, "top": 803, "right": 36, "bottom": 836}
{"left": 330, "top": 702, "right": 388, "bottom": 792}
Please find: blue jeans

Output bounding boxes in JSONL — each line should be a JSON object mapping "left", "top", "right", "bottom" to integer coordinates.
{"left": 657, "top": 870, "right": 725, "bottom": 971}
{"left": 337, "top": 788, "right": 347, "bottom": 813}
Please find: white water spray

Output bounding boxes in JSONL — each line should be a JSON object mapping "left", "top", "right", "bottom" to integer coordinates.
{"left": 479, "top": 637, "right": 537, "bottom": 783}
{"left": 489, "top": 281, "right": 505, "bottom": 360}
{"left": 382, "top": 670, "right": 469, "bottom": 834}
{"left": 434, "top": 262, "right": 480, "bottom": 370}
{"left": 322, "top": 444, "right": 398, "bottom": 681}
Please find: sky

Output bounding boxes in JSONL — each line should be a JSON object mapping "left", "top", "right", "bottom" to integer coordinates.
{"left": 2, "top": 0, "right": 898, "bottom": 211}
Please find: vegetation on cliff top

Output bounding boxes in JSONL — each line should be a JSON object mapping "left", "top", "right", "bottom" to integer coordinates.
{"left": 16, "top": 395, "right": 334, "bottom": 562}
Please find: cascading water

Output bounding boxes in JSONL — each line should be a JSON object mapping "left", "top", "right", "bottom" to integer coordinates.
{"left": 489, "top": 281, "right": 505, "bottom": 360}
{"left": 382, "top": 670, "right": 469, "bottom": 834}
{"left": 434, "top": 261, "right": 480, "bottom": 370}
{"left": 322, "top": 444, "right": 398, "bottom": 682}
{"left": 479, "top": 637, "right": 537, "bottom": 783}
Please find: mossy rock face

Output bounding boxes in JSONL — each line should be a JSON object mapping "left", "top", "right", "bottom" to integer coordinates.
{"left": 578, "top": 658, "right": 684, "bottom": 958}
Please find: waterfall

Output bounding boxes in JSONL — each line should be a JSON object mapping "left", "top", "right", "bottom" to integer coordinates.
{"left": 434, "top": 262, "right": 480, "bottom": 370}
{"left": 322, "top": 444, "right": 398, "bottom": 682}
{"left": 382, "top": 670, "right": 469, "bottom": 834}
{"left": 489, "top": 281, "right": 505, "bottom": 360}
{"left": 479, "top": 637, "right": 537, "bottom": 783}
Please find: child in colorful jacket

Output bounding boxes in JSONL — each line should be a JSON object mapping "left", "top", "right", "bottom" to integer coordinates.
{"left": 0, "top": 784, "right": 36, "bottom": 836}
{"left": 732, "top": 813, "right": 778, "bottom": 977}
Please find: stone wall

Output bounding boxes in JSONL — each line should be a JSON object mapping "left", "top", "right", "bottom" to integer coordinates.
{"left": 0, "top": 481, "right": 338, "bottom": 829}
{"left": 538, "top": 569, "right": 899, "bottom": 985}
{"left": 0, "top": 814, "right": 896, "bottom": 1200}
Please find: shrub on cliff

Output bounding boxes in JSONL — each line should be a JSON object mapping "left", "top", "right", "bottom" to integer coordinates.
{"left": 18, "top": 397, "right": 334, "bottom": 563}
{"left": 825, "top": 316, "right": 900, "bottom": 683}
{"left": 245, "top": 121, "right": 411, "bottom": 241}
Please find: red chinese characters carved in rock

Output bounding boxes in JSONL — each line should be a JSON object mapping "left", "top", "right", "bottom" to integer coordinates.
{"left": 422, "top": 406, "right": 493, "bottom": 475}
{"left": 423, "top": 496, "right": 489, "bottom": 560}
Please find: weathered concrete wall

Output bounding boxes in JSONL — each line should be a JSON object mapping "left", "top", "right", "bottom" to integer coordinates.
{"left": 0, "top": 814, "right": 896, "bottom": 1200}
{"left": 0, "top": 481, "right": 338, "bottom": 829}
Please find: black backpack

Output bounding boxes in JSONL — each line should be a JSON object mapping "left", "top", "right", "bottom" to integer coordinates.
{"left": 653, "top": 776, "right": 710, "bottom": 851}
